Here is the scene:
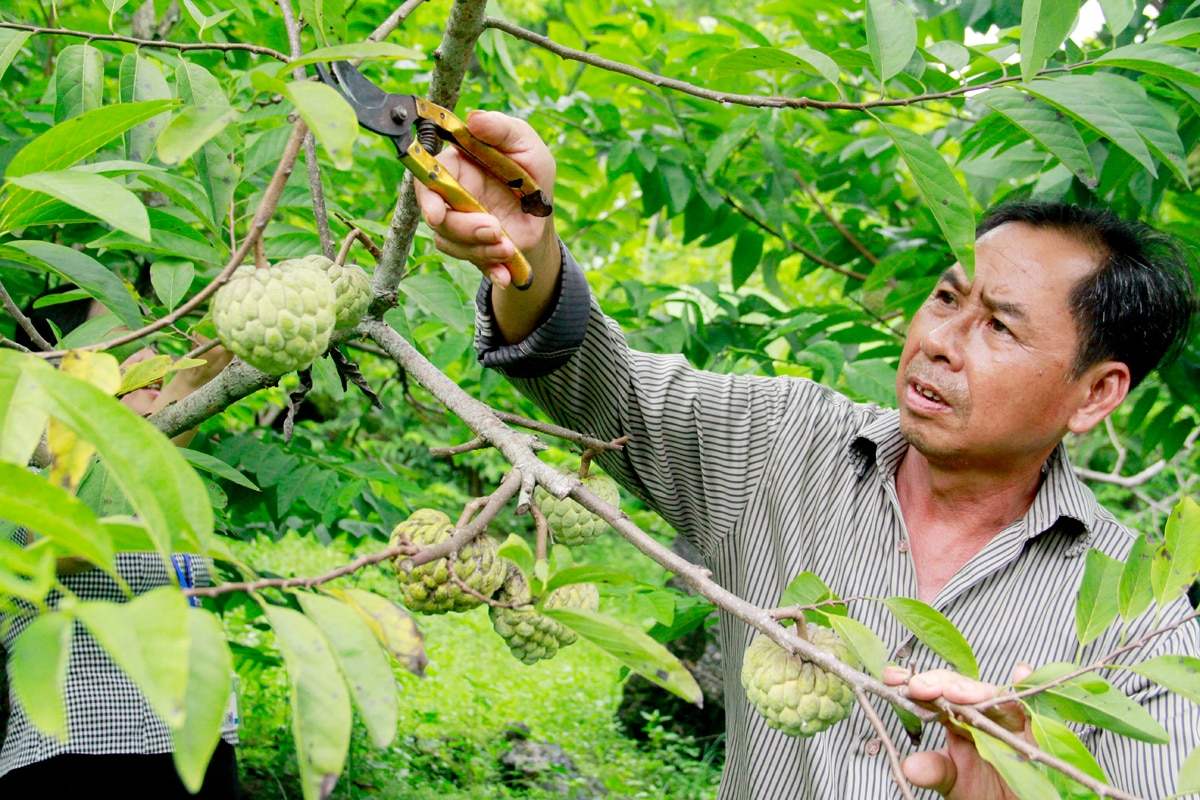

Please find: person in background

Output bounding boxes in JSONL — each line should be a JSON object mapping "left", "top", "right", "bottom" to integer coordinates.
{"left": 0, "top": 287, "right": 239, "bottom": 799}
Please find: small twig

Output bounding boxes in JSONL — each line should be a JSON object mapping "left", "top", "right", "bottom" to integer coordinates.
{"left": 0, "top": 335, "right": 33, "bottom": 353}
{"left": 1073, "top": 460, "right": 1167, "bottom": 488}
{"left": 855, "top": 687, "right": 917, "bottom": 800}
{"left": 446, "top": 560, "right": 512, "bottom": 607}
{"left": 333, "top": 213, "right": 383, "bottom": 259}
{"left": 530, "top": 500, "right": 549, "bottom": 561}
{"left": 343, "top": 338, "right": 390, "bottom": 358}
{"left": 0, "top": 21, "right": 290, "bottom": 60}
{"left": 768, "top": 595, "right": 867, "bottom": 621}
{"left": 1106, "top": 417, "right": 1128, "bottom": 475}
{"left": 493, "top": 410, "right": 628, "bottom": 453}
{"left": 578, "top": 436, "right": 628, "bottom": 479}
{"left": 796, "top": 173, "right": 879, "bottom": 265}
{"left": 456, "top": 496, "right": 490, "bottom": 529}
{"left": 367, "top": 0, "right": 429, "bottom": 41}
{"left": 408, "top": 470, "right": 522, "bottom": 568}
{"left": 0, "top": 279, "right": 55, "bottom": 351}
{"left": 722, "top": 192, "right": 870, "bottom": 282}
{"left": 185, "top": 543, "right": 416, "bottom": 598}
{"left": 335, "top": 228, "right": 369, "bottom": 267}
{"left": 183, "top": 338, "right": 220, "bottom": 360}
{"left": 484, "top": 17, "right": 1083, "bottom": 111}
{"left": 429, "top": 437, "right": 488, "bottom": 456}
{"left": 36, "top": 122, "right": 310, "bottom": 358}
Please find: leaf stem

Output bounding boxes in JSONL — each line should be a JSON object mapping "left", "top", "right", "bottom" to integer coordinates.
{"left": 0, "top": 21, "right": 289, "bottom": 61}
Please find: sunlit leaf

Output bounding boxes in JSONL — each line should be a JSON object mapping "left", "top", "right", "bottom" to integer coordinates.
{"left": 883, "top": 596, "right": 979, "bottom": 679}
{"left": 1030, "top": 712, "right": 1107, "bottom": 799}
{"left": 1074, "top": 549, "right": 1122, "bottom": 648}
{"left": 1019, "top": 664, "right": 1169, "bottom": 744}
{"left": 1125, "top": 655, "right": 1200, "bottom": 706}
{"left": 179, "top": 449, "right": 259, "bottom": 491}
{"left": 1118, "top": 533, "right": 1155, "bottom": 623}
{"left": 1097, "top": 0, "right": 1135, "bottom": 36}
{"left": 8, "top": 171, "right": 152, "bottom": 242}
{"left": 778, "top": 571, "right": 847, "bottom": 626}
{"left": 0, "top": 459, "right": 115, "bottom": 569}
{"left": 866, "top": 0, "right": 917, "bottom": 82}
{"left": 54, "top": 44, "right": 103, "bottom": 124}
{"left": 969, "top": 726, "right": 1062, "bottom": 799}
{"left": 978, "top": 88, "right": 1096, "bottom": 188}
{"left": 118, "top": 54, "right": 173, "bottom": 163}
{"left": 1152, "top": 497, "right": 1200, "bottom": 607}
{"left": 171, "top": 608, "right": 234, "bottom": 793}
{"left": 1023, "top": 77, "right": 1155, "bottom": 176}
{"left": 1180, "top": 745, "right": 1200, "bottom": 794}
{"left": 0, "top": 240, "right": 143, "bottom": 330}
{"left": 330, "top": 587, "right": 428, "bottom": 677}
{"left": 156, "top": 106, "right": 241, "bottom": 166}
{"left": 827, "top": 615, "right": 889, "bottom": 678}
{"left": 0, "top": 30, "right": 30, "bottom": 81}
{"left": 8, "top": 612, "right": 73, "bottom": 741}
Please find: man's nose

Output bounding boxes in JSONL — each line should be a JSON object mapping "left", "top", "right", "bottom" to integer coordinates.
{"left": 920, "top": 316, "right": 965, "bottom": 370}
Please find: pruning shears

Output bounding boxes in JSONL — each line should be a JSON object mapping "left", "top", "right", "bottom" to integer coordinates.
{"left": 316, "top": 61, "right": 552, "bottom": 290}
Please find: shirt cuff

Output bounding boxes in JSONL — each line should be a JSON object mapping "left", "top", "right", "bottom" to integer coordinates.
{"left": 474, "top": 240, "right": 592, "bottom": 378}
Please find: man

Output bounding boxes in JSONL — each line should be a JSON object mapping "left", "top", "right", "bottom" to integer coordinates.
{"left": 416, "top": 111, "right": 1200, "bottom": 800}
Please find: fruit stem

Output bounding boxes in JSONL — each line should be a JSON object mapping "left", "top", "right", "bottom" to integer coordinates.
{"left": 530, "top": 499, "right": 550, "bottom": 561}
{"left": 253, "top": 236, "right": 268, "bottom": 269}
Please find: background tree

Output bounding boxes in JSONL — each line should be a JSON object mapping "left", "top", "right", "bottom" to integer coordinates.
{"left": 0, "top": 0, "right": 1198, "bottom": 798}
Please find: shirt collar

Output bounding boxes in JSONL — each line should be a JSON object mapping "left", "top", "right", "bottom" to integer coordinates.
{"left": 848, "top": 409, "right": 1097, "bottom": 546}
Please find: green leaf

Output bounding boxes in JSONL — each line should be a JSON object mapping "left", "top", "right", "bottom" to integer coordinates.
{"left": 298, "top": 593, "right": 398, "bottom": 750}
{"left": 329, "top": 588, "right": 428, "bottom": 677}
{"left": 149, "top": 259, "right": 195, "bottom": 313}
{"left": 1152, "top": 497, "right": 1200, "bottom": 607}
{"left": 398, "top": 273, "right": 471, "bottom": 331}
{"left": 277, "top": 42, "right": 424, "bottom": 74}
{"left": 0, "top": 354, "right": 49, "bottom": 465}
{"left": 103, "top": 0, "right": 131, "bottom": 29}
{"left": 8, "top": 170, "right": 151, "bottom": 241}
{"left": 8, "top": 612, "right": 73, "bottom": 740}
{"left": 2, "top": 100, "right": 178, "bottom": 179}
{"left": 175, "top": 62, "right": 239, "bottom": 224}
{"left": 827, "top": 615, "right": 889, "bottom": 678}
{"left": 262, "top": 604, "right": 353, "bottom": 800}
{"left": 280, "top": 79, "right": 358, "bottom": 171}
{"left": 778, "top": 571, "right": 847, "bottom": 625}
{"left": 0, "top": 459, "right": 115, "bottom": 569}
{"left": 1148, "top": 20, "right": 1200, "bottom": 47}
{"left": 882, "top": 596, "right": 979, "bottom": 679}
{"left": 54, "top": 45, "right": 104, "bottom": 124}
{"left": 299, "top": 0, "right": 350, "bottom": 47}
{"left": 881, "top": 123, "right": 975, "bottom": 274}
{"left": 1097, "top": 0, "right": 1135, "bottom": 36}
{"left": 88, "top": 207, "right": 227, "bottom": 266}
{"left": 1180, "top": 745, "right": 1200, "bottom": 794}
{"left": 1082, "top": 73, "right": 1187, "bottom": 187}
{"left": 179, "top": 449, "right": 259, "bottom": 491}
{"left": 118, "top": 54, "right": 173, "bottom": 163}
{"left": 156, "top": 105, "right": 241, "bottom": 166}
{"left": 544, "top": 564, "right": 636, "bottom": 593}
{"left": 1020, "top": 0, "right": 1078, "bottom": 83}
{"left": 1125, "top": 655, "right": 1200, "bottom": 706}
{"left": 711, "top": 47, "right": 839, "bottom": 88}
{"left": 77, "top": 587, "right": 191, "bottom": 728}
{"left": 182, "top": 0, "right": 235, "bottom": 40}
{"left": 1019, "top": 665, "right": 1169, "bottom": 744}
{"left": 1, "top": 240, "right": 143, "bottom": 331}
{"left": 543, "top": 607, "right": 703, "bottom": 705}
{"left": 977, "top": 87, "right": 1096, "bottom": 189}
{"left": 731, "top": 228, "right": 764, "bottom": 289}
{"left": 1030, "top": 712, "right": 1107, "bottom": 799}
{"left": 866, "top": 0, "right": 918, "bottom": 83}
{"left": 1093, "top": 43, "right": 1200, "bottom": 91}
{"left": 0, "top": 30, "right": 30, "bottom": 81}
{"left": 842, "top": 358, "right": 898, "bottom": 406}
{"left": 171, "top": 608, "right": 234, "bottom": 794}
{"left": 1022, "top": 77, "right": 1156, "bottom": 177}
{"left": 28, "top": 359, "right": 213, "bottom": 558}
{"left": 119, "top": 354, "right": 210, "bottom": 395}
{"left": 968, "top": 726, "right": 1063, "bottom": 799}
{"left": 1118, "top": 533, "right": 1155, "bottom": 622}
{"left": 1074, "top": 549, "right": 1122, "bottom": 648}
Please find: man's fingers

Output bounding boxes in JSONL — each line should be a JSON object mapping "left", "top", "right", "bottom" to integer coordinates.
{"left": 902, "top": 751, "right": 957, "bottom": 796}
{"left": 466, "top": 110, "right": 539, "bottom": 155}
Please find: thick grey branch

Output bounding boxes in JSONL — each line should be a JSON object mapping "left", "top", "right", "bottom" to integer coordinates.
{"left": 147, "top": 359, "right": 277, "bottom": 438}
{"left": 374, "top": 0, "right": 489, "bottom": 298}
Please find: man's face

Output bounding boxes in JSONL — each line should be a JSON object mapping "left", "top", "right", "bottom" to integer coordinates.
{"left": 896, "top": 222, "right": 1101, "bottom": 469}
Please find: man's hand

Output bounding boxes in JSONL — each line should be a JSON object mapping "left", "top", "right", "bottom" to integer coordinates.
{"left": 882, "top": 664, "right": 1034, "bottom": 800}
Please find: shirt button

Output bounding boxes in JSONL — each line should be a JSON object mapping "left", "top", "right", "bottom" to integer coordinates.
{"left": 896, "top": 643, "right": 912, "bottom": 659}
{"left": 865, "top": 739, "right": 882, "bottom": 756}
{"left": 897, "top": 538, "right": 910, "bottom": 553}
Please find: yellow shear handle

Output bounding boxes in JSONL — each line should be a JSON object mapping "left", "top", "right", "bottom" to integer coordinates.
{"left": 401, "top": 141, "right": 534, "bottom": 290}
{"left": 413, "top": 99, "right": 553, "bottom": 218}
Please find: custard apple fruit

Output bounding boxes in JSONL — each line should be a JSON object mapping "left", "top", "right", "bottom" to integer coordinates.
{"left": 740, "top": 625, "right": 858, "bottom": 737}
{"left": 298, "top": 254, "right": 371, "bottom": 329}
{"left": 489, "top": 565, "right": 575, "bottom": 664}
{"left": 390, "top": 509, "right": 506, "bottom": 614}
{"left": 540, "top": 581, "right": 600, "bottom": 646}
{"left": 211, "top": 260, "right": 336, "bottom": 375}
{"left": 533, "top": 471, "right": 621, "bottom": 546}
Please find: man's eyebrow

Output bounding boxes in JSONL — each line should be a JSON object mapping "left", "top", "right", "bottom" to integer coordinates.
{"left": 935, "top": 268, "right": 1029, "bottom": 321}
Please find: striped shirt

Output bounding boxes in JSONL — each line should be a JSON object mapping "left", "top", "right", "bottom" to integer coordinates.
{"left": 477, "top": 245, "right": 1200, "bottom": 800}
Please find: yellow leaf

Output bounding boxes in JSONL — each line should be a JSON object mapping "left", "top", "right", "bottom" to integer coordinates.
{"left": 60, "top": 350, "right": 121, "bottom": 394}
{"left": 48, "top": 417, "right": 93, "bottom": 490}
{"left": 118, "top": 355, "right": 207, "bottom": 395}
{"left": 328, "top": 587, "right": 428, "bottom": 677}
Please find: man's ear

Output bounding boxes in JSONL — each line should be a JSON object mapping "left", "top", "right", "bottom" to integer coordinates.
{"left": 1067, "top": 360, "right": 1131, "bottom": 435}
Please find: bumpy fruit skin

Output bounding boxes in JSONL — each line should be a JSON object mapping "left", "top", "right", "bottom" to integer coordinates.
{"left": 740, "top": 625, "right": 858, "bottom": 737}
{"left": 534, "top": 471, "right": 621, "bottom": 546}
{"left": 390, "top": 509, "right": 506, "bottom": 614}
{"left": 540, "top": 581, "right": 600, "bottom": 646}
{"left": 298, "top": 254, "right": 371, "bottom": 329}
{"left": 211, "top": 260, "right": 336, "bottom": 375}
{"left": 489, "top": 565, "right": 575, "bottom": 664}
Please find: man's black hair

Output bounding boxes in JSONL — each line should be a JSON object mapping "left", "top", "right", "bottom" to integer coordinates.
{"left": 976, "top": 199, "right": 1198, "bottom": 389}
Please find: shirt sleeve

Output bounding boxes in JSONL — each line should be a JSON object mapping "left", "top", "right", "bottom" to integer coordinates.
{"left": 474, "top": 242, "right": 852, "bottom": 556}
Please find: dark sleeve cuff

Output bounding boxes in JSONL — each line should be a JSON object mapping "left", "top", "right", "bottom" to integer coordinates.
{"left": 474, "top": 240, "right": 592, "bottom": 379}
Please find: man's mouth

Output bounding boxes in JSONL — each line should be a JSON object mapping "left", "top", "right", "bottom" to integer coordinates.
{"left": 905, "top": 378, "right": 952, "bottom": 414}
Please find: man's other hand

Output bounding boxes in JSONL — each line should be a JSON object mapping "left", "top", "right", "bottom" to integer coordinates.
{"left": 882, "top": 664, "right": 1034, "bottom": 800}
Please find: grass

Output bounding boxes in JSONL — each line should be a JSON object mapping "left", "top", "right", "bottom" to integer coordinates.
{"left": 224, "top": 530, "right": 722, "bottom": 799}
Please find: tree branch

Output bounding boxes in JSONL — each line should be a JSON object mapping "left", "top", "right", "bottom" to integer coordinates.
{"left": 1073, "top": 460, "right": 1167, "bottom": 488}
{"left": 484, "top": 17, "right": 1081, "bottom": 111}
{"left": 374, "top": 0, "right": 489, "bottom": 300}
{"left": 36, "top": 122, "right": 310, "bottom": 359}
{"left": 0, "top": 278, "right": 55, "bottom": 351}
{"left": 185, "top": 543, "right": 415, "bottom": 598}
{"left": 368, "top": 0, "right": 430, "bottom": 41}
{"left": 0, "top": 21, "right": 289, "bottom": 60}
{"left": 795, "top": 172, "right": 879, "bottom": 266}
{"left": 855, "top": 687, "right": 917, "bottom": 800}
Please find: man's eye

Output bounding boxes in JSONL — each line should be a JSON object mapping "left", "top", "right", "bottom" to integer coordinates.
{"left": 934, "top": 289, "right": 955, "bottom": 304}
{"left": 990, "top": 318, "right": 1011, "bottom": 335}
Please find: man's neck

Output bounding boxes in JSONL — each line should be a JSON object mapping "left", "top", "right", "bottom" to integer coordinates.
{"left": 895, "top": 444, "right": 1051, "bottom": 602}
